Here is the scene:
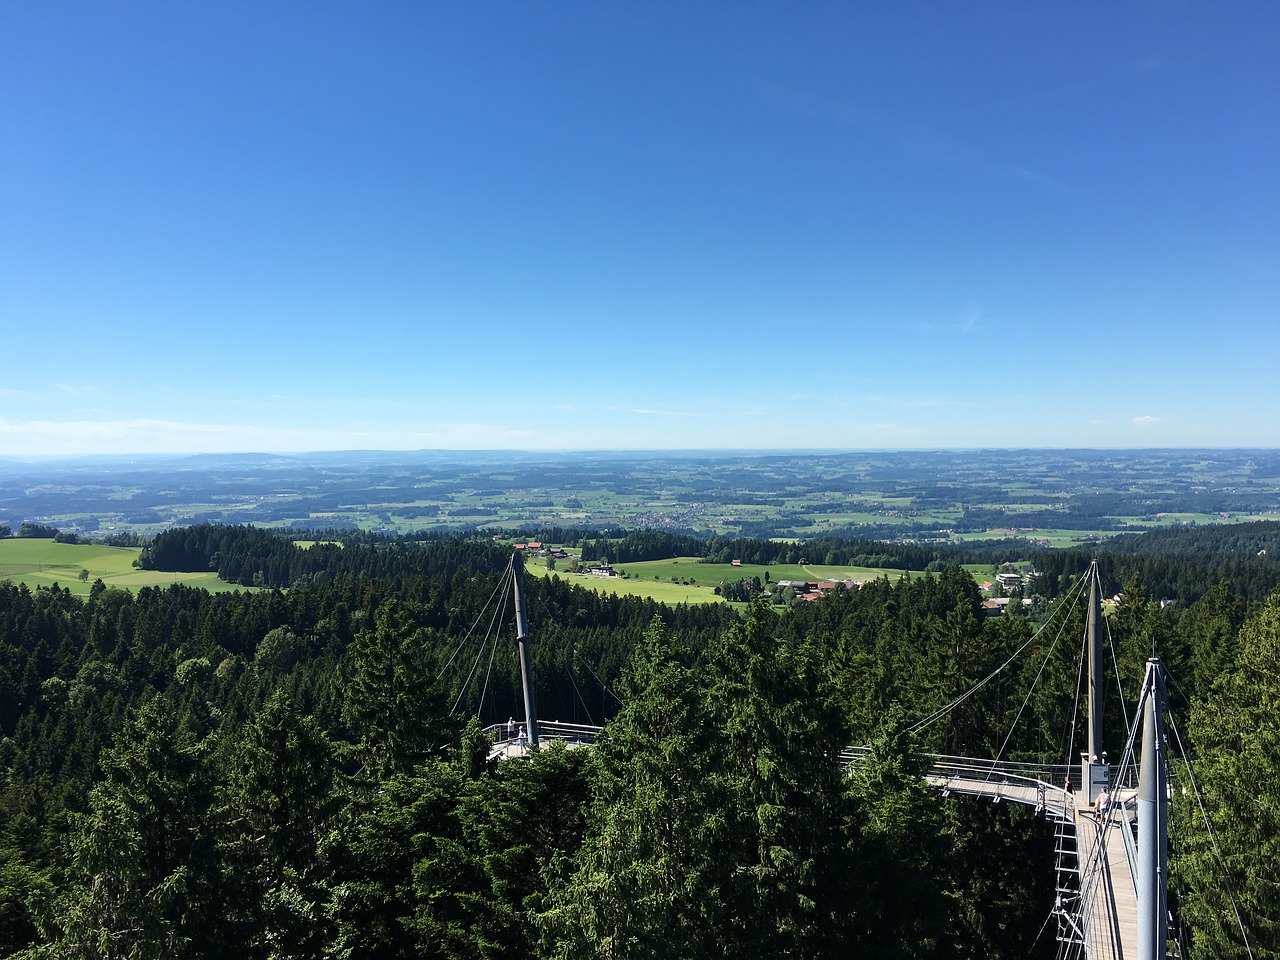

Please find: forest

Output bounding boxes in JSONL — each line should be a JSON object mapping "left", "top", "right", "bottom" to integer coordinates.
{"left": 1, "top": 528, "right": 1276, "bottom": 958}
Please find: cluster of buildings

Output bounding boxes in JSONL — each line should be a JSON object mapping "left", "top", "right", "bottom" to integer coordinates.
{"left": 772, "top": 579, "right": 862, "bottom": 601}
{"left": 512, "top": 541, "right": 570, "bottom": 560}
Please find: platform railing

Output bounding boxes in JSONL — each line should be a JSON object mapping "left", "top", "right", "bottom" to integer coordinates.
{"left": 482, "top": 719, "right": 604, "bottom": 749}
{"left": 485, "top": 723, "right": 1134, "bottom": 801}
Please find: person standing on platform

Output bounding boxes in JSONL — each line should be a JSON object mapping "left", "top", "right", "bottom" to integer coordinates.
{"left": 1094, "top": 785, "right": 1111, "bottom": 817}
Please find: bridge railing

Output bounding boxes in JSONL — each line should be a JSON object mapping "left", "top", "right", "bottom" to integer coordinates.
{"left": 838, "top": 747, "right": 1136, "bottom": 798}
{"left": 486, "top": 725, "right": 1137, "bottom": 796}
{"left": 482, "top": 720, "right": 604, "bottom": 749}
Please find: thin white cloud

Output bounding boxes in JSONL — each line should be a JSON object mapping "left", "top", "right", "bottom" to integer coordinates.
{"left": 628, "top": 408, "right": 709, "bottom": 418}
{"left": 1133, "top": 415, "right": 1164, "bottom": 428}
{"left": 863, "top": 394, "right": 979, "bottom": 409}
{"left": 908, "top": 304, "right": 985, "bottom": 335}
{"left": 550, "top": 403, "right": 574, "bottom": 411}
{"left": 55, "top": 383, "right": 97, "bottom": 396}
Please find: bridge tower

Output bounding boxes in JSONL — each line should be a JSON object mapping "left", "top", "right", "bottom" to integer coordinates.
{"left": 511, "top": 551, "right": 540, "bottom": 746}
{"left": 1136, "top": 658, "right": 1170, "bottom": 960}
{"left": 1082, "top": 561, "right": 1110, "bottom": 805}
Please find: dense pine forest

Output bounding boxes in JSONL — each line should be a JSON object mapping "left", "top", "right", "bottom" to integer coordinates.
{"left": 1, "top": 527, "right": 1276, "bottom": 957}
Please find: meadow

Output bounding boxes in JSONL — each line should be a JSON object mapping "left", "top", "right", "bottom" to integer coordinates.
{"left": 0, "top": 539, "right": 251, "bottom": 597}
{"left": 613, "top": 558, "right": 921, "bottom": 586}
{"left": 526, "top": 563, "right": 723, "bottom": 605}
{"left": 528, "top": 555, "right": 930, "bottom": 606}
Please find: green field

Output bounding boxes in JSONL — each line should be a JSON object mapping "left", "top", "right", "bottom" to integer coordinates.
{"left": 950, "top": 529, "right": 1107, "bottom": 548}
{"left": 614, "top": 557, "right": 920, "bottom": 586}
{"left": 528, "top": 555, "right": 925, "bottom": 606}
{"left": 528, "top": 563, "right": 724, "bottom": 605}
{"left": 0, "top": 539, "right": 253, "bottom": 596}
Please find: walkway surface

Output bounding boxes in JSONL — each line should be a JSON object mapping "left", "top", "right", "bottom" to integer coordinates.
{"left": 1073, "top": 793, "right": 1139, "bottom": 960}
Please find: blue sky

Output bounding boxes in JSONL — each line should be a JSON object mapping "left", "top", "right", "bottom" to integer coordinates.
{"left": 1, "top": 3, "right": 1277, "bottom": 455}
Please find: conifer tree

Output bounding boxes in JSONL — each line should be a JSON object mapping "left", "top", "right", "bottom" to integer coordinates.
{"left": 541, "top": 615, "right": 725, "bottom": 959}
{"left": 342, "top": 599, "right": 442, "bottom": 780}
{"left": 1177, "top": 589, "right": 1280, "bottom": 957}
{"left": 704, "top": 598, "right": 854, "bottom": 959}
{"left": 31, "top": 695, "right": 235, "bottom": 958}
{"left": 225, "top": 689, "right": 338, "bottom": 958}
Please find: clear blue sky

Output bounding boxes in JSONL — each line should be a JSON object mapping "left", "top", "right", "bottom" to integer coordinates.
{"left": 2, "top": 3, "right": 1277, "bottom": 455}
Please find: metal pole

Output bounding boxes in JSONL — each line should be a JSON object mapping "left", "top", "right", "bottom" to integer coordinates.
{"left": 1087, "top": 561, "right": 1104, "bottom": 763}
{"left": 1083, "top": 561, "right": 1110, "bottom": 803}
{"left": 1137, "top": 658, "right": 1168, "bottom": 960}
{"left": 511, "top": 552, "right": 540, "bottom": 747}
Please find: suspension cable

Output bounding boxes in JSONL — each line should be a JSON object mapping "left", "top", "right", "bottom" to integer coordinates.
{"left": 1066, "top": 611, "right": 1087, "bottom": 770}
{"left": 991, "top": 605, "right": 1073, "bottom": 766}
{"left": 568, "top": 650, "right": 598, "bottom": 725}
{"left": 474, "top": 607, "right": 503, "bottom": 721}
{"left": 576, "top": 650, "right": 624, "bottom": 707}
{"left": 908, "top": 568, "right": 1088, "bottom": 738}
{"left": 436, "top": 569, "right": 509, "bottom": 683}
{"left": 450, "top": 568, "right": 512, "bottom": 716}
{"left": 1103, "top": 609, "right": 1132, "bottom": 745}
{"left": 1166, "top": 708, "right": 1257, "bottom": 959}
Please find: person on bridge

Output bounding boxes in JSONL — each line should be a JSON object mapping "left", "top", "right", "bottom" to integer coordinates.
{"left": 1094, "top": 786, "right": 1111, "bottom": 817}
{"left": 518, "top": 725, "right": 527, "bottom": 752}
{"left": 507, "top": 717, "right": 515, "bottom": 742}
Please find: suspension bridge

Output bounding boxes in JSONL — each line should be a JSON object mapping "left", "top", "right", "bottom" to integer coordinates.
{"left": 466, "top": 554, "right": 1213, "bottom": 960}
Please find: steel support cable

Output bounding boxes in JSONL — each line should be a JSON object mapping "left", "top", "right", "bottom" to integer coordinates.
{"left": 576, "top": 651, "right": 624, "bottom": 707}
{"left": 1103, "top": 610, "right": 1133, "bottom": 747}
{"left": 1167, "top": 797, "right": 1194, "bottom": 959}
{"left": 991, "top": 630, "right": 1060, "bottom": 770}
{"left": 475, "top": 609, "right": 504, "bottom": 721}
{"left": 991, "top": 583, "right": 1087, "bottom": 769}
{"left": 1066, "top": 622, "right": 1087, "bottom": 770}
{"left": 1026, "top": 904, "right": 1055, "bottom": 958}
{"left": 567, "top": 654, "right": 598, "bottom": 726}
{"left": 450, "top": 572, "right": 511, "bottom": 716}
{"left": 436, "top": 567, "right": 509, "bottom": 683}
{"left": 1166, "top": 709, "right": 1257, "bottom": 960}
{"left": 908, "top": 570, "right": 1088, "bottom": 739}
{"left": 1102, "top": 671, "right": 1150, "bottom": 900}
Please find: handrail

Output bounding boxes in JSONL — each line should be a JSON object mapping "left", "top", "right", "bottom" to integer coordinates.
{"left": 483, "top": 719, "right": 603, "bottom": 747}
{"left": 483, "top": 725, "right": 1130, "bottom": 818}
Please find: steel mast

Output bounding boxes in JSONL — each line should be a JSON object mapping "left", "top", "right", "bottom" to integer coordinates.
{"left": 1137, "top": 658, "right": 1169, "bottom": 960}
{"left": 511, "top": 551, "right": 540, "bottom": 747}
{"left": 1083, "top": 560, "right": 1110, "bottom": 803}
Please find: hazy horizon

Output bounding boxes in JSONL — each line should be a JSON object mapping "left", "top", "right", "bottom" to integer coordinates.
{"left": 3, "top": 444, "right": 1279, "bottom": 467}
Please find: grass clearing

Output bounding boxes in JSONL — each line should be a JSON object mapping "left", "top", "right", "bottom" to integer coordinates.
{"left": 527, "top": 564, "right": 725, "bottom": 605}
{"left": 612, "top": 558, "right": 920, "bottom": 586}
{"left": 0, "top": 539, "right": 256, "bottom": 597}
{"left": 528, "top": 555, "right": 925, "bottom": 606}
